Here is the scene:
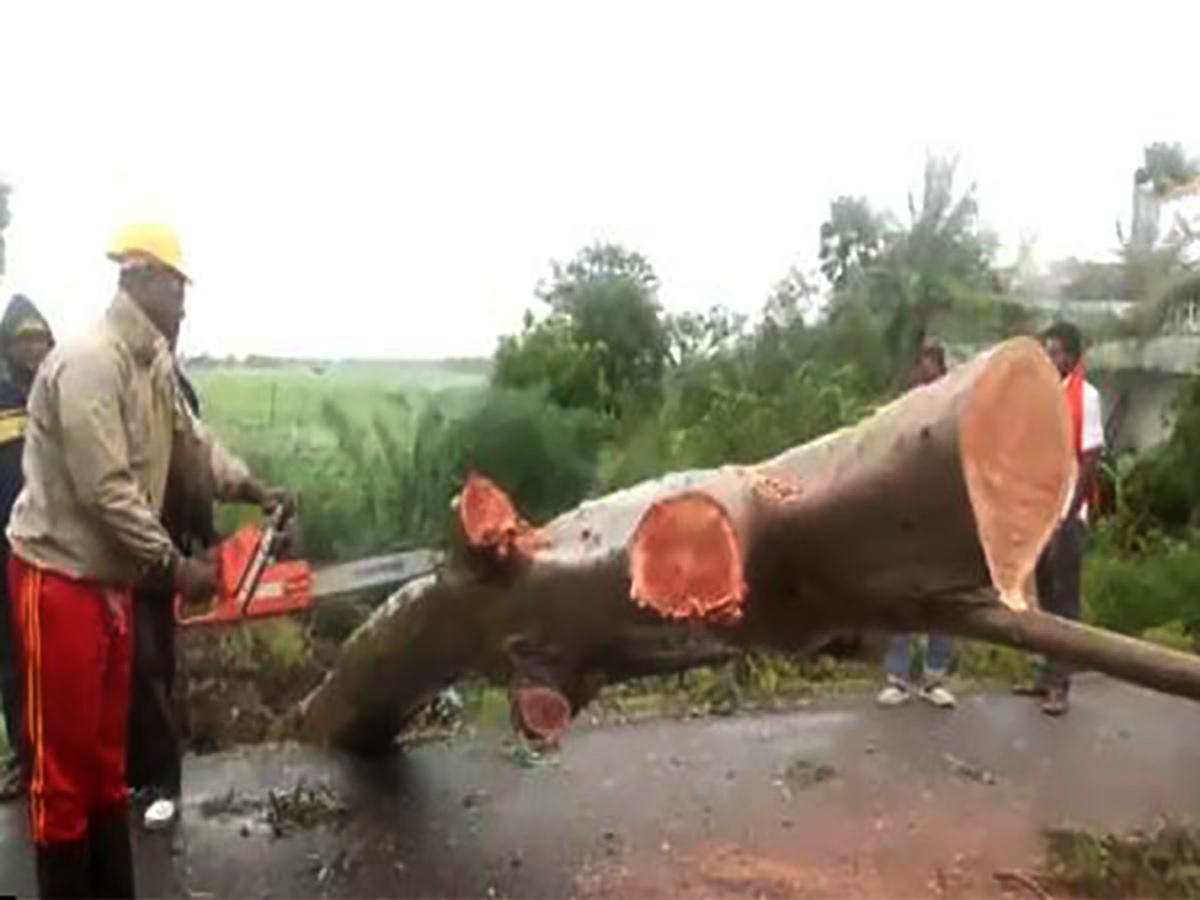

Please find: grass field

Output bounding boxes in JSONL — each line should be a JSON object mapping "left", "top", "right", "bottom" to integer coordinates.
{"left": 186, "top": 358, "right": 489, "bottom": 558}
{"left": 191, "top": 358, "right": 488, "bottom": 449}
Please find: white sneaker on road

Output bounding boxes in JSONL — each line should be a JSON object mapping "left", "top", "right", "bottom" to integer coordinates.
{"left": 876, "top": 683, "right": 912, "bottom": 707}
{"left": 143, "top": 797, "right": 178, "bottom": 832}
{"left": 918, "top": 683, "right": 957, "bottom": 709}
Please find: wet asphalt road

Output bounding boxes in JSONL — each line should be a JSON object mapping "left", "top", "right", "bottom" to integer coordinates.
{"left": 2, "top": 674, "right": 1199, "bottom": 898}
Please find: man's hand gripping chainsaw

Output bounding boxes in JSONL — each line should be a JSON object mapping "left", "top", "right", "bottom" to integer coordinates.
{"left": 174, "top": 506, "right": 314, "bottom": 627}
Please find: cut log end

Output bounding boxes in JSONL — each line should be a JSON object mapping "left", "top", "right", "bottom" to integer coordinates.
{"left": 960, "top": 338, "right": 1075, "bottom": 610}
{"left": 459, "top": 472, "right": 544, "bottom": 561}
{"left": 512, "top": 685, "right": 572, "bottom": 746}
{"left": 628, "top": 492, "right": 747, "bottom": 625}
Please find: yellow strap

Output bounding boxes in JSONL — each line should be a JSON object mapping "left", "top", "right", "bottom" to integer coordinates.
{"left": 0, "top": 413, "right": 26, "bottom": 444}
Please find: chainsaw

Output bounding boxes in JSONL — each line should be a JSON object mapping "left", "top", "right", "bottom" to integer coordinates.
{"left": 175, "top": 507, "right": 441, "bottom": 627}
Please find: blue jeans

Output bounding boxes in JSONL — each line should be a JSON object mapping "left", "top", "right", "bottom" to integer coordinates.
{"left": 885, "top": 633, "right": 953, "bottom": 684}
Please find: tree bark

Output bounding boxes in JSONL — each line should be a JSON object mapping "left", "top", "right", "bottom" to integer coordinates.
{"left": 293, "top": 336, "right": 1200, "bottom": 752}
{"left": 939, "top": 596, "right": 1200, "bottom": 700}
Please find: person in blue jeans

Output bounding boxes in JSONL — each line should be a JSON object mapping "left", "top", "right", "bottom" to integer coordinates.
{"left": 876, "top": 343, "right": 956, "bottom": 709}
{"left": 878, "top": 632, "right": 956, "bottom": 708}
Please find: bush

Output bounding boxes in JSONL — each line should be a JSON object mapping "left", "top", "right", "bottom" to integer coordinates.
{"left": 1084, "top": 531, "right": 1200, "bottom": 640}
{"left": 299, "top": 386, "right": 609, "bottom": 558}
{"left": 955, "top": 641, "right": 1036, "bottom": 683}
{"left": 1108, "top": 377, "right": 1200, "bottom": 548}
{"left": 1042, "top": 821, "right": 1200, "bottom": 898}
{"left": 435, "top": 387, "right": 609, "bottom": 524}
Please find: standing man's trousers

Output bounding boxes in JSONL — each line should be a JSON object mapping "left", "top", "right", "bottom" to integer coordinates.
{"left": 1034, "top": 517, "right": 1085, "bottom": 690}
{"left": 8, "top": 555, "right": 133, "bottom": 843}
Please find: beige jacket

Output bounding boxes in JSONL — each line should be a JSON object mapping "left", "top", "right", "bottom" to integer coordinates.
{"left": 7, "top": 292, "right": 253, "bottom": 586}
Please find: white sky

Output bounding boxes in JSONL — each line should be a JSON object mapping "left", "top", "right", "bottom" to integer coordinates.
{"left": 1, "top": 1, "right": 1198, "bottom": 359}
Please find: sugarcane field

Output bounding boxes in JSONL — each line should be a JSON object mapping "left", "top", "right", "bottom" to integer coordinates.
{"left": 3, "top": 5, "right": 1200, "bottom": 899}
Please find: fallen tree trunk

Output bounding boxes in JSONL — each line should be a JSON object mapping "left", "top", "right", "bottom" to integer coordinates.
{"left": 290, "top": 570, "right": 736, "bottom": 750}
{"left": 293, "top": 336, "right": 1200, "bottom": 752}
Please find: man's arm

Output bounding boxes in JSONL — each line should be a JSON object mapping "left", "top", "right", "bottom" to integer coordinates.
{"left": 1066, "top": 383, "right": 1105, "bottom": 523}
{"left": 1065, "top": 448, "right": 1099, "bottom": 524}
{"left": 58, "top": 350, "right": 177, "bottom": 574}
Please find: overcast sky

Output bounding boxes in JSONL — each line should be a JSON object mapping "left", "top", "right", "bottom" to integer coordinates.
{"left": 1, "top": 1, "right": 1198, "bottom": 359}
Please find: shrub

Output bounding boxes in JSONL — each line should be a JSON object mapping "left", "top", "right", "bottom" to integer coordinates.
{"left": 1084, "top": 532, "right": 1200, "bottom": 639}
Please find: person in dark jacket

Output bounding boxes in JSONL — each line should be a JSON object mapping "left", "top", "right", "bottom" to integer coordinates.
{"left": 0, "top": 295, "right": 53, "bottom": 801}
{"left": 127, "top": 362, "right": 215, "bottom": 831}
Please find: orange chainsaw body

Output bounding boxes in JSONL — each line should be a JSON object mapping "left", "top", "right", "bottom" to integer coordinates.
{"left": 175, "top": 521, "right": 313, "bottom": 627}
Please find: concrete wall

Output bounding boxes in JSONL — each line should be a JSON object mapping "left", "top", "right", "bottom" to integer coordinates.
{"left": 1090, "top": 336, "right": 1200, "bottom": 454}
{"left": 1092, "top": 369, "right": 1186, "bottom": 455}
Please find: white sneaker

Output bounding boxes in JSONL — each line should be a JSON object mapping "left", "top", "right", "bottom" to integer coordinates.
{"left": 918, "top": 683, "right": 957, "bottom": 709}
{"left": 876, "top": 683, "right": 912, "bottom": 707}
{"left": 143, "top": 797, "right": 178, "bottom": 832}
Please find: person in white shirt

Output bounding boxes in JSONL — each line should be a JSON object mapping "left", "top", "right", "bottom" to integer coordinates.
{"left": 1015, "top": 321, "right": 1103, "bottom": 716}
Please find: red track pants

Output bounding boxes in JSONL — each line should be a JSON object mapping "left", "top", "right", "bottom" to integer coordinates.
{"left": 8, "top": 556, "right": 132, "bottom": 844}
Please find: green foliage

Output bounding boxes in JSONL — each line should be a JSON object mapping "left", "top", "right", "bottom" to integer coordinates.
{"left": 1042, "top": 821, "right": 1200, "bottom": 898}
{"left": 433, "top": 387, "right": 608, "bottom": 523}
{"left": 1084, "top": 532, "right": 1200, "bottom": 639}
{"left": 658, "top": 355, "right": 871, "bottom": 469}
{"left": 1110, "top": 377, "right": 1200, "bottom": 546}
{"left": 873, "top": 156, "right": 1000, "bottom": 373}
{"left": 210, "top": 620, "right": 311, "bottom": 678}
{"left": 600, "top": 312, "right": 880, "bottom": 488}
{"left": 1137, "top": 269, "right": 1200, "bottom": 339}
{"left": 927, "top": 292, "right": 1036, "bottom": 345}
{"left": 493, "top": 313, "right": 613, "bottom": 412}
{"left": 1060, "top": 259, "right": 1132, "bottom": 301}
{"left": 763, "top": 268, "right": 819, "bottom": 329}
{"left": 818, "top": 196, "right": 887, "bottom": 289}
{"left": 1080, "top": 375, "right": 1200, "bottom": 645}
{"left": 593, "top": 652, "right": 876, "bottom": 722}
{"left": 306, "top": 386, "right": 607, "bottom": 555}
{"left": 1142, "top": 620, "right": 1197, "bottom": 654}
{"left": 496, "top": 243, "right": 669, "bottom": 415}
{"left": 821, "top": 156, "right": 1003, "bottom": 380}
{"left": 665, "top": 306, "right": 748, "bottom": 367}
{"left": 954, "top": 641, "right": 1036, "bottom": 684}
{"left": 1136, "top": 142, "right": 1199, "bottom": 197}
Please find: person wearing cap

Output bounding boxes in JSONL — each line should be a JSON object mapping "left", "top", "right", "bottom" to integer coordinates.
{"left": 0, "top": 295, "right": 54, "bottom": 802}
{"left": 6, "top": 224, "right": 289, "bottom": 898}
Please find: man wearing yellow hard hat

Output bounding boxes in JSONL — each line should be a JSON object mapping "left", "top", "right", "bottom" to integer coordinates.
{"left": 5, "top": 224, "right": 288, "bottom": 898}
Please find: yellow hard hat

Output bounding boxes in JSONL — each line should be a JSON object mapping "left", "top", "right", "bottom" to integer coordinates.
{"left": 107, "top": 223, "right": 190, "bottom": 282}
